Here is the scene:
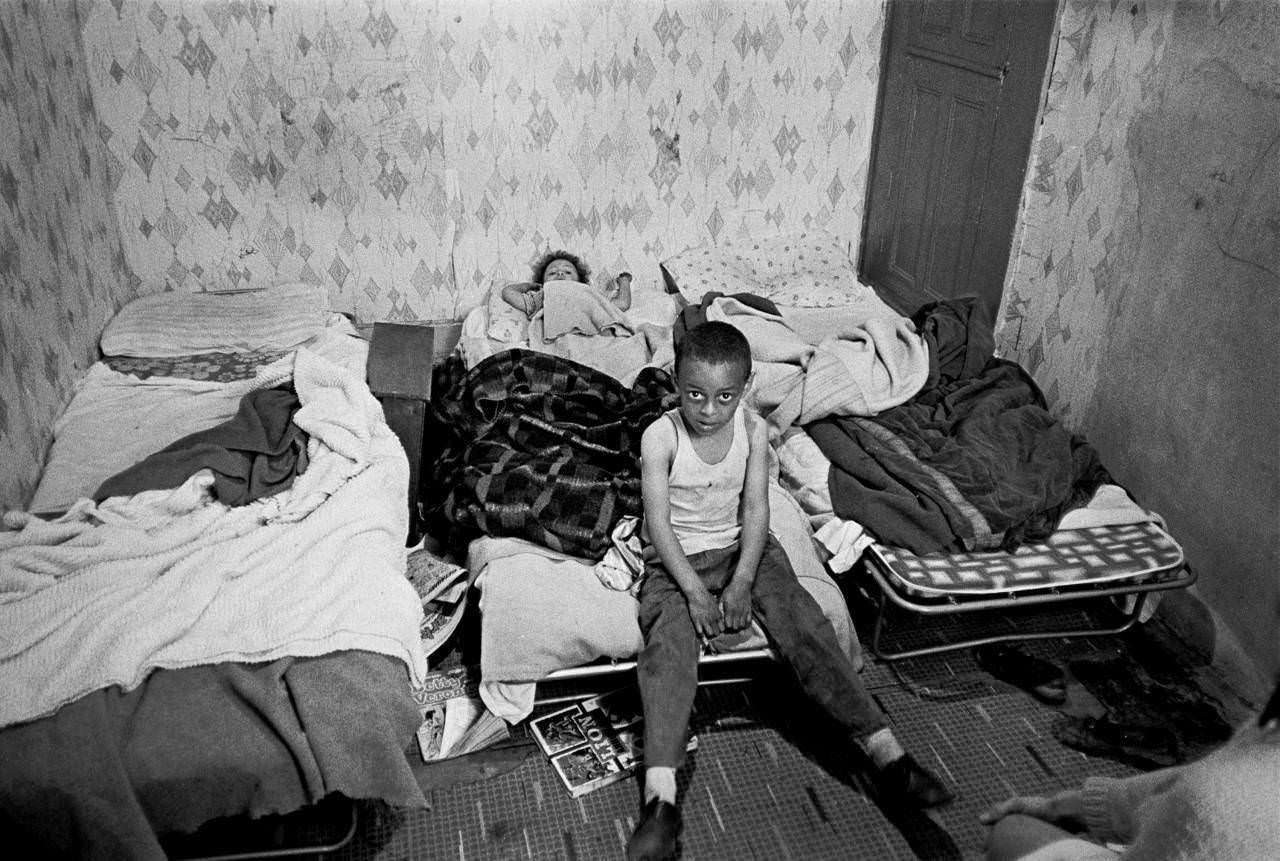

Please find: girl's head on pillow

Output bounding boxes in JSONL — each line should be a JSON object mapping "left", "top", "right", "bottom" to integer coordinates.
{"left": 533, "top": 250, "right": 591, "bottom": 285}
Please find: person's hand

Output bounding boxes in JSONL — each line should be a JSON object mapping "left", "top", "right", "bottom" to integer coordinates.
{"left": 979, "top": 791, "right": 1086, "bottom": 830}
{"left": 720, "top": 579, "right": 753, "bottom": 631}
{"left": 685, "top": 587, "right": 723, "bottom": 640}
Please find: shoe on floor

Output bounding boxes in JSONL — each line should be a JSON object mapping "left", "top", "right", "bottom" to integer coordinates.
{"left": 873, "top": 754, "right": 955, "bottom": 809}
{"left": 1052, "top": 714, "right": 1181, "bottom": 769}
{"left": 974, "top": 642, "right": 1067, "bottom": 705}
{"left": 626, "top": 798, "right": 681, "bottom": 861}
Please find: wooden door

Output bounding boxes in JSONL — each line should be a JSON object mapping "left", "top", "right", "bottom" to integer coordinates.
{"left": 861, "top": 0, "right": 1058, "bottom": 321}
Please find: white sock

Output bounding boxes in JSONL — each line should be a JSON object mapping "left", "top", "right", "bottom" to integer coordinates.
{"left": 643, "top": 766, "right": 677, "bottom": 805}
{"left": 858, "top": 727, "right": 905, "bottom": 769}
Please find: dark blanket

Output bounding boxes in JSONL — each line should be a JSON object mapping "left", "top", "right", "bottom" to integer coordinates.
{"left": 673, "top": 290, "right": 782, "bottom": 347}
{"left": 94, "top": 386, "right": 309, "bottom": 506}
{"left": 0, "top": 652, "right": 425, "bottom": 859}
{"left": 806, "top": 299, "right": 1108, "bottom": 554}
{"left": 424, "top": 349, "right": 676, "bottom": 560}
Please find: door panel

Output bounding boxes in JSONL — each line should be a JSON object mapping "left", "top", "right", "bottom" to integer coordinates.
{"left": 862, "top": 0, "right": 1057, "bottom": 321}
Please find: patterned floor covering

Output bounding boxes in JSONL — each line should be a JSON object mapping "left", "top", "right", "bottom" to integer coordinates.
{"left": 323, "top": 598, "right": 1245, "bottom": 861}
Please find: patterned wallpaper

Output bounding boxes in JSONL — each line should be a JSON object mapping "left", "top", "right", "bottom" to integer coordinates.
{"left": 995, "top": 0, "right": 1174, "bottom": 420}
{"left": 0, "top": 1, "right": 136, "bottom": 512}
{"left": 81, "top": 0, "right": 888, "bottom": 324}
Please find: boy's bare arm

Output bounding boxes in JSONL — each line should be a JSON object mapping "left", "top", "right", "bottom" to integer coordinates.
{"left": 721, "top": 412, "right": 770, "bottom": 630}
{"left": 640, "top": 421, "right": 723, "bottom": 638}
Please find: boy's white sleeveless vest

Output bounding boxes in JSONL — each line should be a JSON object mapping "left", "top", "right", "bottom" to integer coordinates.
{"left": 663, "top": 406, "right": 748, "bottom": 555}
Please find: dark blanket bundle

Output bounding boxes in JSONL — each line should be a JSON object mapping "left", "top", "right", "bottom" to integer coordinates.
{"left": 424, "top": 349, "right": 676, "bottom": 559}
{"left": 93, "top": 385, "right": 309, "bottom": 506}
{"left": 806, "top": 299, "right": 1108, "bottom": 554}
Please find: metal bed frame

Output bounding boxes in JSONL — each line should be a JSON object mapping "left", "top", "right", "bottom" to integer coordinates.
{"left": 858, "top": 521, "right": 1197, "bottom": 661}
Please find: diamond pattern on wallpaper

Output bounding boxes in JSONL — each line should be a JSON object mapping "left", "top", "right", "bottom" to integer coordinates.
{"left": 362, "top": 10, "right": 398, "bottom": 50}
{"left": 155, "top": 206, "right": 185, "bottom": 247}
{"left": 176, "top": 35, "right": 216, "bottom": 81}
{"left": 255, "top": 210, "right": 284, "bottom": 268}
{"left": 127, "top": 46, "right": 160, "bottom": 96}
{"left": 1, "top": 1, "right": 134, "bottom": 511}
{"left": 131, "top": 135, "right": 155, "bottom": 178}
{"left": 82, "top": 0, "right": 888, "bottom": 323}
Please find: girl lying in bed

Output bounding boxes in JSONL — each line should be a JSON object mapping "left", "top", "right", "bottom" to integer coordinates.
{"left": 502, "top": 249, "right": 632, "bottom": 317}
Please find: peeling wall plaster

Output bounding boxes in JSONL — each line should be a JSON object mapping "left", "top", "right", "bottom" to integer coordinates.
{"left": 1000, "top": 0, "right": 1280, "bottom": 681}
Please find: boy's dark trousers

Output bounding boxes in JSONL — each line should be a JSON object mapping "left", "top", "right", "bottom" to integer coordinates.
{"left": 636, "top": 535, "right": 888, "bottom": 768}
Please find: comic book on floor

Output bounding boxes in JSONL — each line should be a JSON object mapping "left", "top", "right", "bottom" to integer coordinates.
{"left": 412, "top": 666, "right": 509, "bottom": 762}
{"left": 529, "top": 686, "right": 696, "bottom": 798}
{"left": 407, "top": 548, "right": 471, "bottom": 661}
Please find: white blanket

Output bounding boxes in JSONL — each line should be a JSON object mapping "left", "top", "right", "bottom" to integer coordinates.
{"left": 0, "top": 349, "right": 427, "bottom": 729}
{"left": 27, "top": 315, "right": 369, "bottom": 515}
{"left": 526, "top": 282, "right": 675, "bottom": 385}
{"left": 704, "top": 297, "right": 930, "bottom": 436}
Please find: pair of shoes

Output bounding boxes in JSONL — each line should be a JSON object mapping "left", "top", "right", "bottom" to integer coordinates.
{"left": 626, "top": 798, "right": 681, "bottom": 861}
{"left": 872, "top": 754, "right": 955, "bottom": 809}
{"left": 1052, "top": 714, "right": 1181, "bottom": 769}
{"left": 974, "top": 643, "right": 1067, "bottom": 704}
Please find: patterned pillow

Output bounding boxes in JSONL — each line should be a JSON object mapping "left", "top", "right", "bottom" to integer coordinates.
{"left": 661, "top": 231, "right": 873, "bottom": 308}
{"left": 103, "top": 350, "right": 286, "bottom": 381}
{"left": 486, "top": 281, "right": 532, "bottom": 343}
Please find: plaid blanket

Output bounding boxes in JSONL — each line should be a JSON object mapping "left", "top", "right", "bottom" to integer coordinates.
{"left": 424, "top": 349, "right": 676, "bottom": 559}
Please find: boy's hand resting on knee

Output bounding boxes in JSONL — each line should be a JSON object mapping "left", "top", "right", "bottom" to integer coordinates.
{"left": 686, "top": 586, "right": 724, "bottom": 639}
{"left": 980, "top": 790, "right": 1086, "bottom": 831}
{"left": 720, "top": 579, "right": 753, "bottom": 631}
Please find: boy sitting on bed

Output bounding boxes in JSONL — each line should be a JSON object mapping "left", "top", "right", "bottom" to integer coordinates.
{"left": 626, "top": 321, "right": 953, "bottom": 861}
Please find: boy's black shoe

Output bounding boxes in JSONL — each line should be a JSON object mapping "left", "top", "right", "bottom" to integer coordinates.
{"left": 626, "top": 798, "right": 681, "bottom": 861}
{"left": 873, "top": 754, "right": 955, "bottom": 809}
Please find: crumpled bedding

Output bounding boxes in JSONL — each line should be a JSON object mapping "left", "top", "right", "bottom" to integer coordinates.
{"left": 805, "top": 301, "right": 1110, "bottom": 554}
{"left": 695, "top": 295, "right": 931, "bottom": 435}
{"left": 537, "top": 279, "right": 634, "bottom": 339}
{"left": 26, "top": 314, "right": 368, "bottom": 515}
{"left": 458, "top": 283, "right": 680, "bottom": 386}
{"left": 0, "top": 348, "right": 427, "bottom": 730}
{"left": 92, "top": 385, "right": 309, "bottom": 505}
{"left": 525, "top": 281, "right": 674, "bottom": 385}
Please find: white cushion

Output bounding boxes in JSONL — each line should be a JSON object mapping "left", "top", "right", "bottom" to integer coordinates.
{"left": 485, "top": 282, "right": 532, "bottom": 343}
{"left": 661, "top": 230, "right": 877, "bottom": 308}
{"left": 100, "top": 283, "right": 329, "bottom": 357}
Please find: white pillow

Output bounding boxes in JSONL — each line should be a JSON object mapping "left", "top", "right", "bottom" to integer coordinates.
{"left": 485, "top": 281, "right": 532, "bottom": 343}
{"left": 100, "top": 283, "right": 329, "bottom": 357}
{"left": 662, "top": 230, "right": 874, "bottom": 308}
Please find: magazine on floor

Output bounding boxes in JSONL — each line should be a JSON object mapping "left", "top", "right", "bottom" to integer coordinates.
{"left": 529, "top": 686, "right": 696, "bottom": 797}
{"left": 412, "top": 666, "right": 509, "bottom": 762}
